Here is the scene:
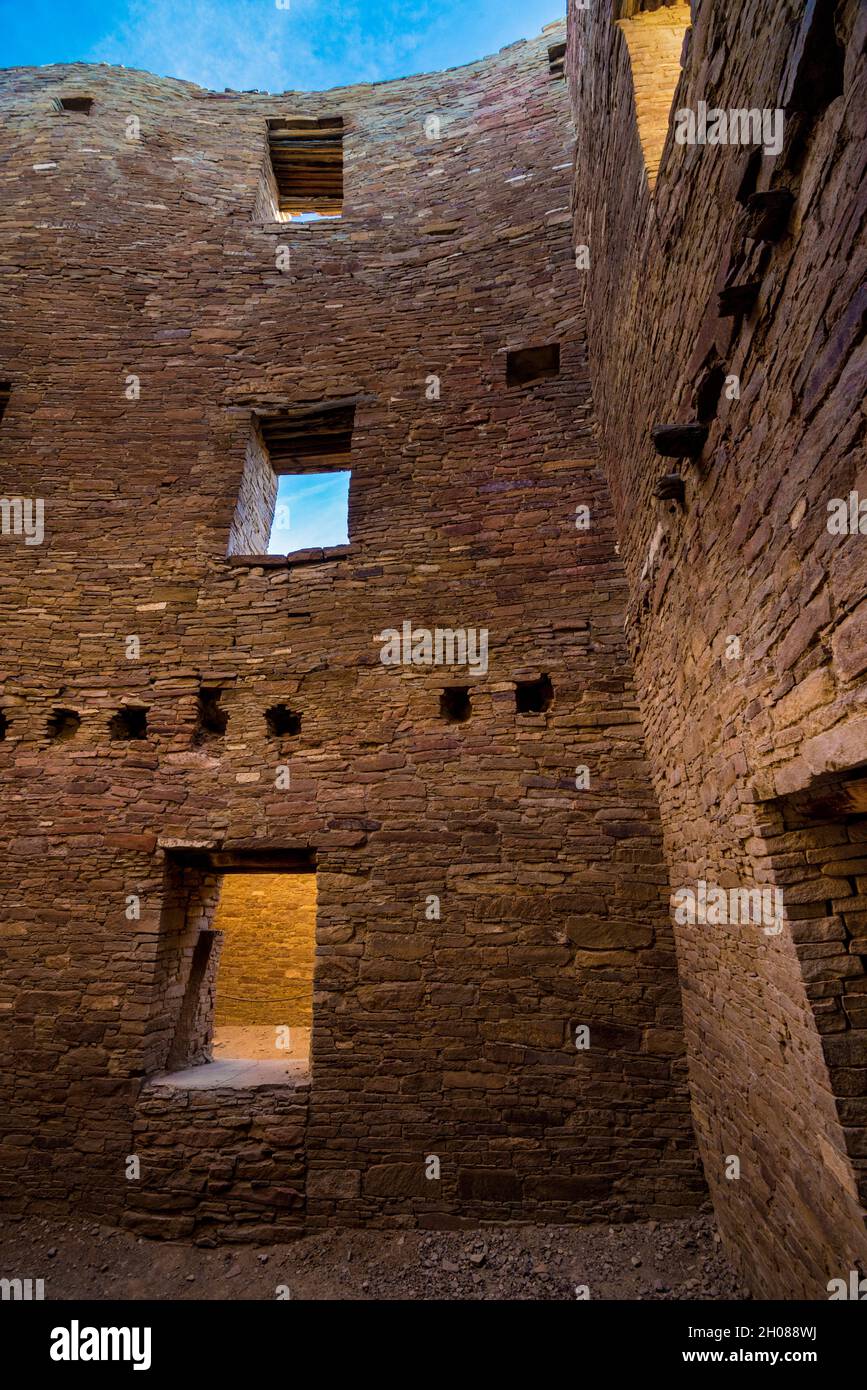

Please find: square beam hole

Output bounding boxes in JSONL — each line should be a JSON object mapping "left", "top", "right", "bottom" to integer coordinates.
{"left": 48, "top": 708, "right": 81, "bottom": 740}
{"left": 440, "top": 687, "right": 472, "bottom": 723}
{"left": 506, "top": 343, "right": 560, "bottom": 387}
{"left": 195, "top": 687, "right": 228, "bottom": 742}
{"left": 267, "top": 116, "right": 343, "bottom": 220}
{"left": 265, "top": 704, "right": 302, "bottom": 738}
{"left": 109, "top": 706, "right": 148, "bottom": 740}
{"left": 515, "top": 674, "right": 553, "bottom": 714}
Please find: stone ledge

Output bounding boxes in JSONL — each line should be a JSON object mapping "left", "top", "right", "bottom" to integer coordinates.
{"left": 228, "top": 545, "right": 352, "bottom": 569}
{"left": 773, "top": 718, "right": 867, "bottom": 798}
{"left": 145, "top": 1059, "right": 311, "bottom": 1091}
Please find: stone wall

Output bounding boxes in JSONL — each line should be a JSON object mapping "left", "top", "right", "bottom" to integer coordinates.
{"left": 126, "top": 1081, "right": 308, "bottom": 1242}
{"left": 0, "top": 22, "right": 706, "bottom": 1237}
{"left": 568, "top": 0, "right": 867, "bottom": 1297}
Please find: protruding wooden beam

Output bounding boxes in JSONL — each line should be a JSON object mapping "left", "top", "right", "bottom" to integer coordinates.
{"left": 651, "top": 423, "right": 708, "bottom": 458}
{"left": 653, "top": 473, "right": 686, "bottom": 507}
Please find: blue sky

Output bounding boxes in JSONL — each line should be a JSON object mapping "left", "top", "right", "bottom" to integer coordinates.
{"left": 268, "top": 472, "right": 350, "bottom": 553}
{"left": 0, "top": 0, "right": 564, "bottom": 92}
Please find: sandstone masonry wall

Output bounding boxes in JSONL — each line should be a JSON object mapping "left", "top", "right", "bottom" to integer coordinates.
{"left": 568, "top": 0, "right": 867, "bottom": 1297}
{"left": 0, "top": 24, "right": 706, "bottom": 1237}
{"left": 128, "top": 1082, "right": 308, "bottom": 1241}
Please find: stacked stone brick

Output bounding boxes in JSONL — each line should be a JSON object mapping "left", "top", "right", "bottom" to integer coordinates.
{"left": 2, "top": 0, "right": 862, "bottom": 1292}
{"left": 0, "top": 23, "right": 706, "bottom": 1245}
{"left": 569, "top": 0, "right": 867, "bottom": 1297}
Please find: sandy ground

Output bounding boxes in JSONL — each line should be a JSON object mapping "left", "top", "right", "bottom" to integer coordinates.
{"left": 212, "top": 1025, "right": 310, "bottom": 1063}
{"left": 0, "top": 1213, "right": 748, "bottom": 1301}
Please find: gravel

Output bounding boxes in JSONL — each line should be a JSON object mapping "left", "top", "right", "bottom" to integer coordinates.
{"left": 0, "top": 1213, "right": 748, "bottom": 1301}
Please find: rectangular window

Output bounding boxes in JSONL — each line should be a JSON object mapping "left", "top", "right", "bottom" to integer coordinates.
{"left": 548, "top": 42, "right": 566, "bottom": 79}
{"left": 0, "top": 383, "right": 10, "bottom": 425}
{"left": 269, "top": 471, "right": 350, "bottom": 553}
{"left": 53, "top": 96, "right": 94, "bottom": 114}
{"left": 266, "top": 115, "right": 344, "bottom": 221}
{"left": 228, "top": 402, "right": 355, "bottom": 558}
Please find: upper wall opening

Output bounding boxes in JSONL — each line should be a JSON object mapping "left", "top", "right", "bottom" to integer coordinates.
{"left": 268, "top": 472, "right": 350, "bottom": 554}
{"left": 548, "top": 41, "right": 567, "bottom": 79}
{"left": 266, "top": 116, "right": 344, "bottom": 222}
{"left": 227, "top": 403, "right": 355, "bottom": 558}
{"left": 53, "top": 95, "right": 94, "bottom": 114}
{"left": 614, "top": 1, "right": 690, "bottom": 189}
{"left": 506, "top": 343, "right": 560, "bottom": 387}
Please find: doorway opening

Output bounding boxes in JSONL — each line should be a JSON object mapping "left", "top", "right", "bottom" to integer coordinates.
{"left": 160, "top": 849, "right": 316, "bottom": 1087}
{"left": 212, "top": 872, "right": 316, "bottom": 1070}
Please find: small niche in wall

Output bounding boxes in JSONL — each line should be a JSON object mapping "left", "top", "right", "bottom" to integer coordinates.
{"left": 109, "top": 706, "right": 148, "bottom": 740}
{"left": 440, "top": 687, "right": 472, "bottom": 723}
{"left": 195, "top": 687, "right": 228, "bottom": 743}
{"left": 0, "top": 382, "right": 11, "bottom": 425}
{"left": 47, "top": 708, "right": 81, "bottom": 741}
{"left": 506, "top": 343, "right": 560, "bottom": 387}
{"left": 515, "top": 674, "right": 554, "bottom": 714}
{"left": 0, "top": 711, "right": 7, "bottom": 740}
{"left": 265, "top": 704, "right": 302, "bottom": 738}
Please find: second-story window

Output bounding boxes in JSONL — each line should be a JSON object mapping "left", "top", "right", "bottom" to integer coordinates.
{"left": 266, "top": 115, "right": 344, "bottom": 222}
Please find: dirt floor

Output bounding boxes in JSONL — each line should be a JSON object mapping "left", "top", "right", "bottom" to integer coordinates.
{"left": 212, "top": 1025, "right": 311, "bottom": 1064}
{"left": 0, "top": 1212, "right": 748, "bottom": 1300}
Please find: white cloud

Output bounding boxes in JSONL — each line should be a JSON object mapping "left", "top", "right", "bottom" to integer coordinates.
{"left": 86, "top": 0, "right": 465, "bottom": 93}
{"left": 88, "top": 0, "right": 320, "bottom": 92}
